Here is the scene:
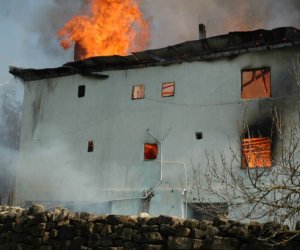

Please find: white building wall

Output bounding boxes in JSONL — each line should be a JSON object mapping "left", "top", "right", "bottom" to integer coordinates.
{"left": 16, "top": 46, "right": 300, "bottom": 217}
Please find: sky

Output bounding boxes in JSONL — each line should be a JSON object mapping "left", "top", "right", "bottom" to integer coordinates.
{"left": 1, "top": 0, "right": 300, "bottom": 85}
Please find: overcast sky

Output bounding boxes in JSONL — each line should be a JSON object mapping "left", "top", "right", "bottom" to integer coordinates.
{"left": 1, "top": 0, "right": 300, "bottom": 85}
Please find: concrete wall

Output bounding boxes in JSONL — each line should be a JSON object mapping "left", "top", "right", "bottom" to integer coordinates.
{"left": 16, "top": 45, "right": 300, "bottom": 218}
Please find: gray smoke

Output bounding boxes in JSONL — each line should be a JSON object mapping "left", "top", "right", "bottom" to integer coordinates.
{"left": 1, "top": 0, "right": 300, "bottom": 208}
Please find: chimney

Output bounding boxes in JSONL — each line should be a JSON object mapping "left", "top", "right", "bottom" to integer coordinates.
{"left": 74, "top": 42, "right": 87, "bottom": 61}
{"left": 199, "top": 24, "right": 206, "bottom": 40}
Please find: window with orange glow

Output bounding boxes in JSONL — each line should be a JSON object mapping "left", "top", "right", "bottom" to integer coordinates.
{"left": 132, "top": 85, "right": 145, "bottom": 100}
{"left": 241, "top": 68, "right": 271, "bottom": 99}
{"left": 162, "top": 82, "right": 175, "bottom": 97}
{"left": 144, "top": 143, "right": 158, "bottom": 160}
{"left": 242, "top": 137, "right": 272, "bottom": 168}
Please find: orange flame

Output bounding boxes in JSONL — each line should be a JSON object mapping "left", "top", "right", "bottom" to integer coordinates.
{"left": 57, "top": 0, "right": 149, "bottom": 60}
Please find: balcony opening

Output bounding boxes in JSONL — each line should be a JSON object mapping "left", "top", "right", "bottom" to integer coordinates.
{"left": 144, "top": 143, "right": 158, "bottom": 160}
{"left": 188, "top": 202, "right": 228, "bottom": 221}
{"left": 241, "top": 118, "right": 273, "bottom": 168}
{"left": 241, "top": 68, "right": 271, "bottom": 99}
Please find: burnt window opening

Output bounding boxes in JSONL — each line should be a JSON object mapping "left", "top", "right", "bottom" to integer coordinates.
{"left": 78, "top": 85, "right": 86, "bottom": 98}
{"left": 241, "top": 119, "right": 273, "bottom": 168}
{"left": 132, "top": 85, "right": 145, "bottom": 100}
{"left": 241, "top": 68, "right": 271, "bottom": 99}
{"left": 88, "top": 140, "right": 94, "bottom": 152}
{"left": 162, "top": 82, "right": 175, "bottom": 97}
{"left": 195, "top": 132, "right": 203, "bottom": 140}
{"left": 188, "top": 203, "right": 228, "bottom": 221}
{"left": 144, "top": 143, "right": 158, "bottom": 160}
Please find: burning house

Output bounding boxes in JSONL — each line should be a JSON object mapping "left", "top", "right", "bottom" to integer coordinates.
{"left": 9, "top": 26, "right": 300, "bottom": 219}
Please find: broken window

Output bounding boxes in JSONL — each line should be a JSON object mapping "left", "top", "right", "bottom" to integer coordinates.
{"left": 132, "top": 85, "right": 145, "bottom": 100}
{"left": 188, "top": 203, "right": 228, "bottom": 221}
{"left": 242, "top": 137, "right": 272, "bottom": 168}
{"left": 144, "top": 143, "right": 158, "bottom": 160}
{"left": 78, "top": 85, "right": 86, "bottom": 98}
{"left": 241, "top": 68, "right": 271, "bottom": 99}
{"left": 88, "top": 140, "right": 94, "bottom": 152}
{"left": 162, "top": 82, "right": 175, "bottom": 97}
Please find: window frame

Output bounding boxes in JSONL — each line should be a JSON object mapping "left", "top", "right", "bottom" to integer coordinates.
{"left": 131, "top": 84, "right": 145, "bottom": 100}
{"left": 78, "top": 85, "right": 86, "bottom": 98}
{"left": 144, "top": 143, "right": 158, "bottom": 161}
{"left": 241, "top": 67, "right": 271, "bottom": 99}
{"left": 161, "top": 82, "right": 175, "bottom": 97}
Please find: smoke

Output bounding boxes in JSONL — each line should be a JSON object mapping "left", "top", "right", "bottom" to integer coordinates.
{"left": 140, "top": 0, "right": 300, "bottom": 48}
{"left": 1, "top": 0, "right": 300, "bottom": 209}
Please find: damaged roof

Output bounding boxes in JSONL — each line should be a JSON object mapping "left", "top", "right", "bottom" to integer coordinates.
{"left": 9, "top": 27, "right": 300, "bottom": 81}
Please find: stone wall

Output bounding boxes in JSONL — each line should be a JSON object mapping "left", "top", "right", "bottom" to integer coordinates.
{"left": 0, "top": 205, "right": 299, "bottom": 250}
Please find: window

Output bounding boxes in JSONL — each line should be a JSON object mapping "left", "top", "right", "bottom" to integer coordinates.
{"left": 188, "top": 203, "right": 228, "bottom": 221}
{"left": 242, "top": 137, "right": 272, "bottom": 168}
{"left": 195, "top": 132, "right": 203, "bottom": 140}
{"left": 144, "top": 143, "right": 158, "bottom": 160}
{"left": 162, "top": 82, "right": 175, "bottom": 97}
{"left": 241, "top": 68, "right": 271, "bottom": 99}
{"left": 78, "top": 85, "right": 85, "bottom": 98}
{"left": 88, "top": 140, "right": 94, "bottom": 152}
{"left": 132, "top": 85, "right": 145, "bottom": 100}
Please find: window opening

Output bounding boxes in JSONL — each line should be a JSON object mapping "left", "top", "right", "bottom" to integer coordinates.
{"left": 88, "top": 140, "right": 94, "bottom": 152}
{"left": 78, "top": 85, "right": 86, "bottom": 98}
{"left": 132, "top": 85, "right": 145, "bottom": 100}
{"left": 162, "top": 82, "right": 175, "bottom": 97}
{"left": 241, "top": 68, "right": 271, "bottom": 99}
{"left": 195, "top": 132, "right": 203, "bottom": 140}
{"left": 144, "top": 143, "right": 158, "bottom": 160}
{"left": 188, "top": 203, "right": 228, "bottom": 221}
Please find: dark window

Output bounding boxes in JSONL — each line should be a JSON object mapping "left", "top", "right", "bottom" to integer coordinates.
{"left": 132, "top": 85, "right": 145, "bottom": 100}
{"left": 195, "top": 132, "right": 203, "bottom": 140}
{"left": 88, "top": 140, "right": 94, "bottom": 152}
{"left": 144, "top": 143, "right": 158, "bottom": 160}
{"left": 241, "top": 68, "right": 271, "bottom": 99}
{"left": 78, "top": 85, "right": 86, "bottom": 98}
{"left": 188, "top": 203, "right": 228, "bottom": 221}
{"left": 162, "top": 82, "right": 175, "bottom": 97}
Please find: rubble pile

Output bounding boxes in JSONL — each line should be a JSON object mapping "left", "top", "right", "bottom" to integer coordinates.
{"left": 0, "top": 205, "right": 299, "bottom": 249}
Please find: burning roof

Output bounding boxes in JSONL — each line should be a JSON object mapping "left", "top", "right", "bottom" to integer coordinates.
{"left": 9, "top": 27, "right": 300, "bottom": 81}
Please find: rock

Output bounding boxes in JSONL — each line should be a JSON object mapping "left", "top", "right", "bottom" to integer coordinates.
{"left": 190, "top": 229, "right": 205, "bottom": 239}
{"left": 175, "top": 226, "right": 191, "bottom": 237}
{"left": 140, "top": 225, "right": 159, "bottom": 232}
{"left": 28, "top": 204, "right": 45, "bottom": 215}
{"left": 58, "top": 226, "right": 75, "bottom": 240}
{"left": 205, "top": 225, "right": 220, "bottom": 238}
{"left": 160, "top": 224, "right": 177, "bottom": 236}
{"left": 120, "top": 227, "right": 132, "bottom": 241}
{"left": 143, "top": 244, "right": 163, "bottom": 250}
{"left": 139, "top": 212, "right": 150, "bottom": 218}
{"left": 167, "top": 236, "right": 194, "bottom": 249}
{"left": 213, "top": 216, "right": 228, "bottom": 227}
{"left": 210, "top": 236, "right": 240, "bottom": 250}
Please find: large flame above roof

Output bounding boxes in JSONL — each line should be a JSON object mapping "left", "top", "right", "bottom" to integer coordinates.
{"left": 57, "top": 0, "right": 149, "bottom": 60}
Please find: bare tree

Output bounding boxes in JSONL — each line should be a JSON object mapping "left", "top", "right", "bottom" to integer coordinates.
{"left": 190, "top": 61, "right": 300, "bottom": 226}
